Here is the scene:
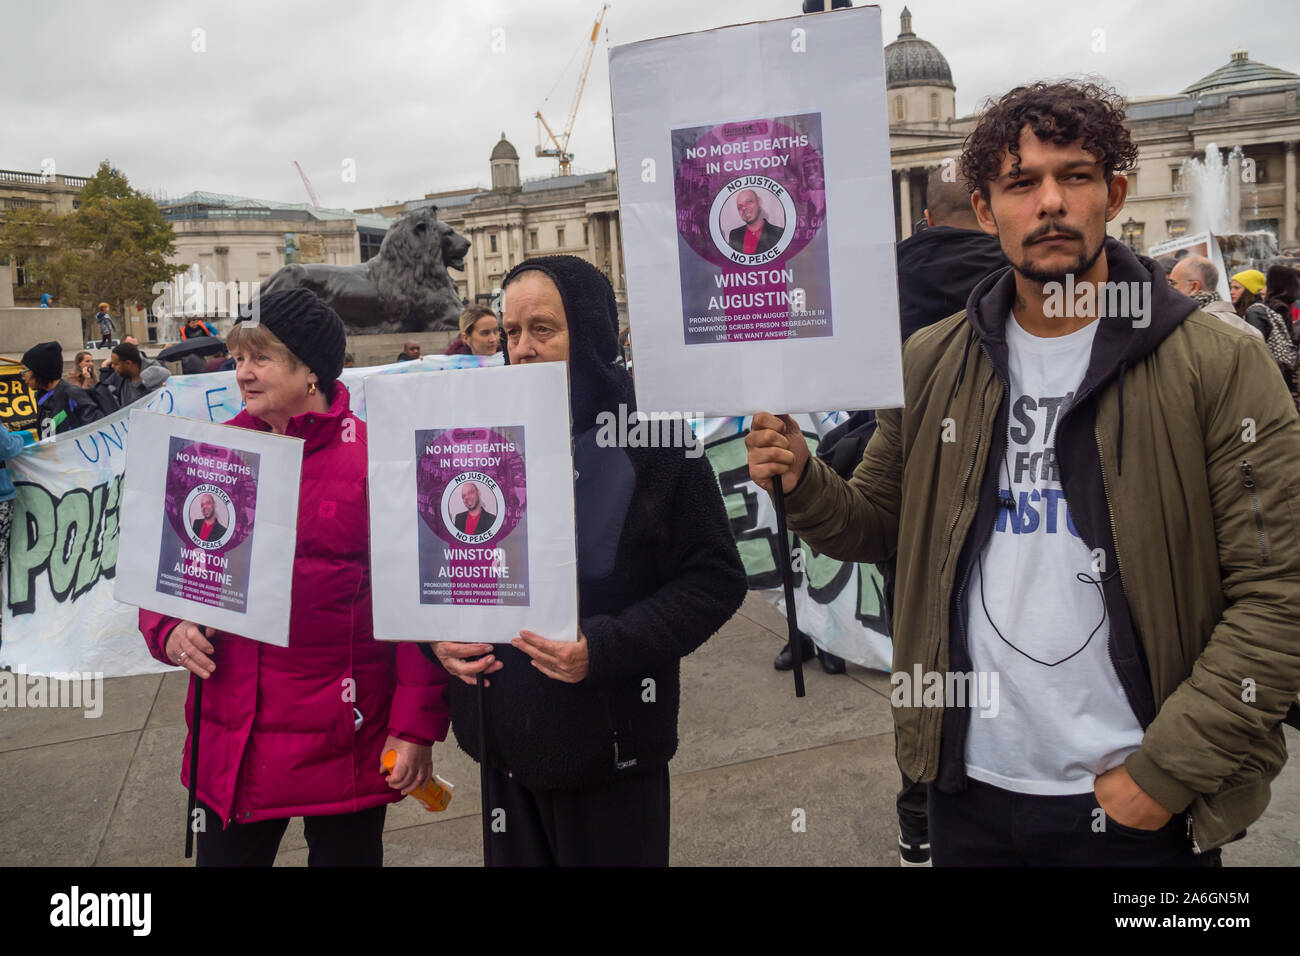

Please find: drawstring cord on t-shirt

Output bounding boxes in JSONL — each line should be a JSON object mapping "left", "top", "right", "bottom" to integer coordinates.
{"left": 976, "top": 553, "right": 1117, "bottom": 668}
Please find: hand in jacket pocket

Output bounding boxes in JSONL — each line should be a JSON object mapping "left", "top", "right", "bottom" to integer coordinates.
{"left": 1094, "top": 765, "right": 1172, "bottom": 831}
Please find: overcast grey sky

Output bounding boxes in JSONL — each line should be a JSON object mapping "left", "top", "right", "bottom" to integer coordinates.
{"left": 2, "top": 0, "right": 1292, "bottom": 210}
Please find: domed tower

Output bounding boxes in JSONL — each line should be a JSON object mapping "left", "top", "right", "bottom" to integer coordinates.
{"left": 490, "top": 132, "right": 520, "bottom": 191}
{"left": 884, "top": 7, "right": 956, "bottom": 127}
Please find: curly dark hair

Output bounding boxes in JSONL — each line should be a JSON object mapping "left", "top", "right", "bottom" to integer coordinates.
{"left": 960, "top": 80, "right": 1138, "bottom": 198}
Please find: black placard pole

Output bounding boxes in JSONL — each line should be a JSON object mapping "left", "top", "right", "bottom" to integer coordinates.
{"left": 184, "top": 674, "right": 203, "bottom": 859}
{"left": 477, "top": 671, "right": 491, "bottom": 867}
{"left": 770, "top": 480, "right": 806, "bottom": 698}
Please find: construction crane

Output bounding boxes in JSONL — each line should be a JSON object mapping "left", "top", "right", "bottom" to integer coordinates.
{"left": 535, "top": 3, "right": 609, "bottom": 177}
{"left": 293, "top": 160, "right": 321, "bottom": 208}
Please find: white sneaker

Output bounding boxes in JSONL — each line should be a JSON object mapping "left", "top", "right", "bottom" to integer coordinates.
{"left": 898, "top": 835, "right": 932, "bottom": 867}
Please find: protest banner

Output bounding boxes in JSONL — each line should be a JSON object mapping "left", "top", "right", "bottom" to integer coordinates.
{"left": 366, "top": 362, "right": 578, "bottom": 645}
{"left": 609, "top": 5, "right": 903, "bottom": 417}
{"left": 0, "top": 346, "right": 891, "bottom": 678}
{"left": 1148, "top": 231, "right": 1232, "bottom": 302}
{"left": 115, "top": 411, "right": 303, "bottom": 646}
{"left": 0, "top": 376, "right": 888, "bottom": 676}
{"left": 0, "top": 353, "right": 498, "bottom": 676}
{"left": 0, "top": 364, "right": 39, "bottom": 439}
{"left": 700, "top": 412, "right": 892, "bottom": 671}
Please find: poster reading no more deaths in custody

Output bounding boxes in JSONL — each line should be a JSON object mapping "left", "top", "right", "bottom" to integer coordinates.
{"left": 115, "top": 410, "right": 303, "bottom": 647}
{"left": 366, "top": 361, "right": 578, "bottom": 644}
{"left": 609, "top": 5, "right": 903, "bottom": 417}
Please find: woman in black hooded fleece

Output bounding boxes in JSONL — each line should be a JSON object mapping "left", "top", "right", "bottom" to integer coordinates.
{"left": 423, "top": 255, "right": 746, "bottom": 866}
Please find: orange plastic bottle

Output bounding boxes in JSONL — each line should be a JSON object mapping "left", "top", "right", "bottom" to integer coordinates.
{"left": 382, "top": 749, "right": 453, "bottom": 812}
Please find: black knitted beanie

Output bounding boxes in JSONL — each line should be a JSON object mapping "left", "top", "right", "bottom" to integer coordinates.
{"left": 22, "top": 341, "right": 64, "bottom": 383}
{"left": 252, "top": 289, "right": 347, "bottom": 387}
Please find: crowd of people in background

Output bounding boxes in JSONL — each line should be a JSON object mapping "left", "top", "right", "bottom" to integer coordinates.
{"left": 16, "top": 302, "right": 515, "bottom": 441}
{"left": 17, "top": 334, "right": 173, "bottom": 438}
{"left": 1156, "top": 253, "right": 1300, "bottom": 408}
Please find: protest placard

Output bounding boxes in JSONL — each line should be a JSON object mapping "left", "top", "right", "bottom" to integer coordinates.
{"left": 0, "top": 364, "right": 38, "bottom": 438}
{"left": 366, "top": 362, "right": 578, "bottom": 644}
{"left": 114, "top": 410, "right": 302, "bottom": 646}
{"left": 609, "top": 5, "right": 903, "bottom": 417}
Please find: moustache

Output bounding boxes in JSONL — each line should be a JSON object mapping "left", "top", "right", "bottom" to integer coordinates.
{"left": 1025, "top": 224, "right": 1084, "bottom": 244}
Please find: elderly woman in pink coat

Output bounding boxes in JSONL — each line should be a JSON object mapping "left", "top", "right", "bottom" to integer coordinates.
{"left": 140, "top": 290, "right": 449, "bottom": 866}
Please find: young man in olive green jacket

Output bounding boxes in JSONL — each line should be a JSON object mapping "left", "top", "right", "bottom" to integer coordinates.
{"left": 748, "top": 80, "right": 1300, "bottom": 864}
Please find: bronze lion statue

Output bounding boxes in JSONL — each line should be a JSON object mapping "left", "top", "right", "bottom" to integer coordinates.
{"left": 260, "top": 206, "right": 470, "bottom": 333}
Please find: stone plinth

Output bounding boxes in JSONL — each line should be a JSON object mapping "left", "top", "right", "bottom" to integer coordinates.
{"left": 345, "top": 331, "right": 460, "bottom": 368}
{"left": 0, "top": 308, "right": 85, "bottom": 361}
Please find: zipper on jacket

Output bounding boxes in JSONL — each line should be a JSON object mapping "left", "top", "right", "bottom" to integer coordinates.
{"left": 1185, "top": 812, "right": 1201, "bottom": 854}
{"left": 924, "top": 346, "right": 999, "bottom": 784}
{"left": 612, "top": 731, "right": 636, "bottom": 771}
{"left": 937, "top": 380, "right": 988, "bottom": 579}
{"left": 917, "top": 376, "right": 986, "bottom": 784}
{"left": 1094, "top": 428, "right": 1197, "bottom": 844}
{"left": 1093, "top": 431, "right": 1146, "bottom": 725}
{"left": 1240, "top": 460, "right": 1268, "bottom": 563}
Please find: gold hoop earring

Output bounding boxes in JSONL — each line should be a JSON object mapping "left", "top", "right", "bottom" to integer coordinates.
{"left": 307, "top": 382, "right": 317, "bottom": 396}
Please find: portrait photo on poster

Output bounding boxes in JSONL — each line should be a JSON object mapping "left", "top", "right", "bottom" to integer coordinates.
{"left": 155, "top": 437, "right": 260, "bottom": 614}
{"left": 415, "top": 425, "right": 530, "bottom": 607}
{"left": 672, "top": 112, "right": 833, "bottom": 346}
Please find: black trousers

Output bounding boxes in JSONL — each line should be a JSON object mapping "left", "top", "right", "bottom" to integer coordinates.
{"left": 483, "top": 766, "right": 671, "bottom": 866}
{"left": 928, "top": 777, "right": 1222, "bottom": 867}
{"left": 195, "top": 800, "right": 387, "bottom": 867}
{"left": 897, "top": 770, "right": 929, "bottom": 846}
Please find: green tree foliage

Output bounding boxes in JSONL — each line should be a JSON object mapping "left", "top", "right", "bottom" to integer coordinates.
{"left": 0, "top": 161, "right": 175, "bottom": 337}
{"left": 0, "top": 206, "right": 78, "bottom": 305}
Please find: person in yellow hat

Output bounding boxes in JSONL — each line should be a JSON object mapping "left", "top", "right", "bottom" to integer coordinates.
{"left": 1229, "top": 269, "right": 1299, "bottom": 405}
{"left": 1229, "top": 269, "right": 1266, "bottom": 315}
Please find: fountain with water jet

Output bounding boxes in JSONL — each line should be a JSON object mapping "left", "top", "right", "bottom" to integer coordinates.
{"left": 1173, "top": 143, "right": 1282, "bottom": 271}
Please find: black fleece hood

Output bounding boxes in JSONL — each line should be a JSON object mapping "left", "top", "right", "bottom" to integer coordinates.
{"left": 895, "top": 225, "right": 1006, "bottom": 342}
{"left": 957, "top": 236, "right": 1201, "bottom": 476}
{"left": 502, "top": 255, "right": 635, "bottom": 434}
{"left": 962, "top": 237, "right": 1199, "bottom": 386}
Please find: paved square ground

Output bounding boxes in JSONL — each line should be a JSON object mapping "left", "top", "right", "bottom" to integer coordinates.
{"left": 2, "top": 593, "right": 1296, "bottom": 866}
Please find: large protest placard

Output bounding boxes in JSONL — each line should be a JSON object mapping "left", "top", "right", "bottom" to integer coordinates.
{"left": 115, "top": 411, "right": 302, "bottom": 645}
{"left": 0, "top": 353, "right": 498, "bottom": 676}
{"left": 366, "top": 362, "right": 578, "bottom": 644}
{"left": 609, "top": 6, "right": 902, "bottom": 416}
{"left": 0, "top": 364, "right": 38, "bottom": 438}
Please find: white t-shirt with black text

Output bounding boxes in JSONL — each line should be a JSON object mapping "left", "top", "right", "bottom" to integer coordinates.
{"left": 963, "top": 313, "right": 1144, "bottom": 796}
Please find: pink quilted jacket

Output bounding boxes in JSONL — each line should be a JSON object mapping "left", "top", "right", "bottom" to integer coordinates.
{"left": 140, "top": 382, "right": 449, "bottom": 828}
